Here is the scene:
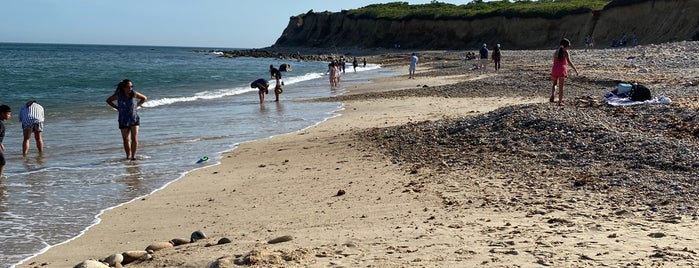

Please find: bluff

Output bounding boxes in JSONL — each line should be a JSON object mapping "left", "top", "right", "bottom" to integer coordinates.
{"left": 272, "top": 0, "right": 699, "bottom": 50}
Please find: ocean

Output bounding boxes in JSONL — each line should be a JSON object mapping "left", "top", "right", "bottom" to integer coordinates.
{"left": 0, "top": 43, "right": 394, "bottom": 267}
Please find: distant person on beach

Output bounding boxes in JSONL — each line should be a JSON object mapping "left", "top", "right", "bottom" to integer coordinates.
{"left": 479, "top": 43, "right": 489, "bottom": 71}
{"left": 341, "top": 58, "right": 346, "bottom": 73}
{"left": 328, "top": 61, "right": 339, "bottom": 87}
{"left": 269, "top": 65, "right": 283, "bottom": 102}
{"left": 106, "top": 79, "right": 147, "bottom": 160}
{"left": 269, "top": 65, "right": 282, "bottom": 82}
{"left": 550, "top": 38, "right": 579, "bottom": 106}
{"left": 492, "top": 44, "right": 502, "bottom": 71}
{"left": 19, "top": 100, "right": 44, "bottom": 156}
{"left": 584, "top": 35, "right": 594, "bottom": 51}
{"left": 0, "top": 105, "right": 12, "bottom": 177}
{"left": 251, "top": 78, "right": 269, "bottom": 103}
{"left": 409, "top": 53, "right": 418, "bottom": 79}
{"left": 352, "top": 57, "right": 358, "bottom": 72}
{"left": 363, "top": 58, "right": 366, "bottom": 67}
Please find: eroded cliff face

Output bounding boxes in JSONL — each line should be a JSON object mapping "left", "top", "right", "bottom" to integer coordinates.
{"left": 273, "top": 0, "right": 698, "bottom": 50}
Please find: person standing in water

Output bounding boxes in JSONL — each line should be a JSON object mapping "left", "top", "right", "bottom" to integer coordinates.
{"left": 0, "top": 105, "right": 11, "bottom": 178}
{"left": 106, "top": 79, "right": 147, "bottom": 160}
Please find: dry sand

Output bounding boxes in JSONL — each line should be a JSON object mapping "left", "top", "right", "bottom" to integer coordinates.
{"left": 20, "top": 42, "right": 699, "bottom": 267}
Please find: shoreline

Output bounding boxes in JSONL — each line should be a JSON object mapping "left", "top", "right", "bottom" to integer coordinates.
{"left": 20, "top": 42, "right": 699, "bottom": 267}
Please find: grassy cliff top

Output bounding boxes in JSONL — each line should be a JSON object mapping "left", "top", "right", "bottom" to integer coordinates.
{"left": 299, "top": 0, "right": 612, "bottom": 20}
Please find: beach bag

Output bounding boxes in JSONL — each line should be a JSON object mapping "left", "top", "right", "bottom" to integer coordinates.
{"left": 616, "top": 83, "right": 633, "bottom": 95}
{"left": 630, "top": 84, "right": 652, "bottom": 101}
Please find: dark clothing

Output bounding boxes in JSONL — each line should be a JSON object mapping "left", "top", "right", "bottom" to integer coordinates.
{"left": 117, "top": 92, "right": 140, "bottom": 129}
{"left": 0, "top": 120, "right": 5, "bottom": 165}
{"left": 270, "top": 68, "right": 282, "bottom": 80}
{"left": 492, "top": 49, "right": 501, "bottom": 61}
{"left": 251, "top": 78, "right": 268, "bottom": 88}
{"left": 479, "top": 47, "right": 489, "bottom": 59}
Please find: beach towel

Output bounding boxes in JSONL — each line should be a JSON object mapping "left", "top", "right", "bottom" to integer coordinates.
{"left": 604, "top": 91, "right": 671, "bottom": 107}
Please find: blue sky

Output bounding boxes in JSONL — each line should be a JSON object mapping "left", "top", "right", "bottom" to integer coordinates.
{"left": 0, "top": 0, "right": 476, "bottom": 49}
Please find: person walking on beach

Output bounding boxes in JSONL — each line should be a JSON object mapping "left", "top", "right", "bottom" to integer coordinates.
{"left": 352, "top": 57, "right": 358, "bottom": 72}
{"left": 106, "top": 79, "right": 147, "bottom": 160}
{"left": 584, "top": 35, "right": 594, "bottom": 51}
{"left": 479, "top": 43, "right": 489, "bottom": 71}
{"left": 409, "top": 53, "right": 418, "bottom": 79}
{"left": 19, "top": 100, "right": 44, "bottom": 156}
{"left": 0, "top": 105, "right": 12, "bottom": 178}
{"left": 492, "top": 44, "right": 502, "bottom": 71}
{"left": 251, "top": 78, "right": 269, "bottom": 103}
{"left": 550, "top": 38, "right": 579, "bottom": 106}
{"left": 363, "top": 58, "right": 366, "bottom": 67}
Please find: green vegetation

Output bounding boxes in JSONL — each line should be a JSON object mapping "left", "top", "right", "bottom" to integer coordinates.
{"left": 335, "top": 0, "right": 612, "bottom": 20}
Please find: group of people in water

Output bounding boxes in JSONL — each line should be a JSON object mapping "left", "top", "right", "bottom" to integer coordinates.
{"left": 326, "top": 56, "right": 366, "bottom": 87}
{"left": 0, "top": 79, "right": 147, "bottom": 178}
{"left": 250, "top": 64, "right": 292, "bottom": 104}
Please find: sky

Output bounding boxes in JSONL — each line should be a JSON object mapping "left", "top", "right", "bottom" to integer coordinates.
{"left": 0, "top": 0, "right": 480, "bottom": 49}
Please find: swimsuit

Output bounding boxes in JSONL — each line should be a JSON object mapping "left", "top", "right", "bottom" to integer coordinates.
{"left": 117, "top": 92, "right": 140, "bottom": 129}
{"left": 551, "top": 53, "right": 568, "bottom": 79}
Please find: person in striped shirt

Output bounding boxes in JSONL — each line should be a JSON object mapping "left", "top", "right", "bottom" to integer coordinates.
{"left": 19, "top": 100, "right": 44, "bottom": 156}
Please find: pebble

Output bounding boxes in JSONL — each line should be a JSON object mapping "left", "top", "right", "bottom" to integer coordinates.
{"left": 268, "top": 235, "right": 294, "bottom": 244}
{"left": 145, "top": 241, "right": 174, "bottom": 253}
{"left": 190, "top": 230, "right": 207, "bottom": 242}
{"left": 99, "top": 254, "right": 123, "bottom": 267}
{"left": 73, "top": 260, "right": 109, "bottom": 268}
{"left": 357, "top": 42, "right": 699, "bottom": 217}
{"left": 121, "top": 250, "right": 150, "bottom": 264}
{"left": 169, "top": 238, "right": 190, "bottom": 246}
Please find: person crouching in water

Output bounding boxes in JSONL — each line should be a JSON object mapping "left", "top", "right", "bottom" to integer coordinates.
{"left": 550, "top": 38, "right": 579, "bottom": 106}
{"left": 20, "top": 100, "right": 45, "bottom": 156}
{"left": 251, "top": 78, "right": 269, "bottom": 103}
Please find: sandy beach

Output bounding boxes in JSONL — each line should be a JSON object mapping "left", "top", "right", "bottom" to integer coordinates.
{"left": 21, "top": 42, "right": 699, "bottom": 267}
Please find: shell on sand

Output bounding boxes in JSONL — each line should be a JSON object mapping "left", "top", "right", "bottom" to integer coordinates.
{"left": 121, "top": 250, "right": 150, "bottom": 264}
{"left": 145, "top": 241, "right": 174, "bottom": 253}
{"left": 73, "top": 259, "right": 109, "bottom": 268}
{"left": 99, "top": 253, "right": 123, "bottom": 266}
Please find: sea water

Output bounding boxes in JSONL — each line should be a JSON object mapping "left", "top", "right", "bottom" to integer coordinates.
{"left": 0, "top": 43, "right": 394, "bottom": 267}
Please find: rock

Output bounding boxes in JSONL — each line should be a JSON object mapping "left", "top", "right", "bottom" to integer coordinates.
{"left": 336, "top": 189, "right": 346, "bottom": 196}
{"left": 121, "top": 251, "right": 150, "bottom": 264}
{"left": 268, "top": 235, "right": 294, "bottom": 244}
{"left": 191, "top": 230, "right": 207, "bottom": 242}
{"left": 170, "top": 238, "right": 190, "bottom": 246}
{"left": 145, "top": 241, "right": 174, "bottom": 253}
{"left": 218, "top": 237, "right": 232, "bottom": 245}
{"left": 73, "top": 259, "right": 109, "bottom": 268}
{"left": 648, "top": 232, "right": 666, "bottom": 238}
{"left": 99, "top": 254, "right": 123, "bottom": 267}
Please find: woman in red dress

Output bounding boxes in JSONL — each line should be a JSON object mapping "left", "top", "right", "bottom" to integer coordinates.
{"left": 550, "top": 38, "right": 579, "bottom": 106}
